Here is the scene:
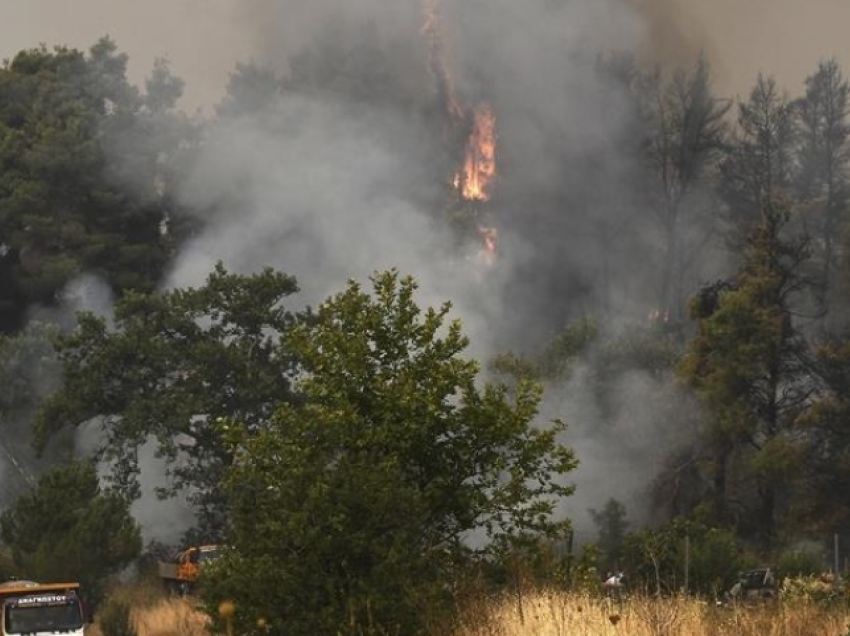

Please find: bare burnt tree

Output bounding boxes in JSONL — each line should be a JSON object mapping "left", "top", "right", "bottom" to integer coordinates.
{"left": 637, "top": 57, "right": 729, "bottom": 321}
{"left": 720, "top": 75, "right": 796, "bottom": 249}
{"left": 795, "top": 59, "right": 850, "bottom": 323}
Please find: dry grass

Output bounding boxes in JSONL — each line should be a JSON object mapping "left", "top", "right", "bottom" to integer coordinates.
{"left": 133, "top": 597, "right": 209, "bottom": 636}
{"left": 91, "top": 595, "right": 208, "bottom": 636}
{"left": 116, "top": 588, "right": 850, "bottom": 636}
{"left": 453, "top": 591, "right": 850, "bottom": 636}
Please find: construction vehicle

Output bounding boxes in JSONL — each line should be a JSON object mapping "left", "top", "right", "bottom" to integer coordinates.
{"left": 157, "top": 544, "right": 222, "bottom": 594}
{"left": 0, "top": 580, "right": 88, "bottom": 636}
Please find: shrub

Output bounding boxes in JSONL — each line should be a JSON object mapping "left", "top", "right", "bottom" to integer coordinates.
{"left": 776, "top": 541, "right": 826, "bottom": 580}
{"left": 98, "top": 595, "right": 137, "bottom": 636}
{"left": 621, "top": 519, "right": 746, "bottom": 597}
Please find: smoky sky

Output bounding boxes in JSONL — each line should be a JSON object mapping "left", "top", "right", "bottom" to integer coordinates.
{"left": 3, "top": 0, "right": 850, "bottom": 110}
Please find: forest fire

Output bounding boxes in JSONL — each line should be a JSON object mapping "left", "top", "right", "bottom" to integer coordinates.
{"left": 422, "top": 0, "right": 500, "bottom": 266}
{"left": 458, "top": 104, "right": 497, "bottom": 202}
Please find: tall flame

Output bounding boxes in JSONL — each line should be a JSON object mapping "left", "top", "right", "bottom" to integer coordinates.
{"left": 421, "top": 0, "right": 500, "bottom": 267}
{"left": 459, "top": 104, "right": 497, "bottom": 202}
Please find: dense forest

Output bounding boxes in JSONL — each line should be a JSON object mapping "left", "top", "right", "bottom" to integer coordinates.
{"left": 2, "top": 7, "right": 850, "bottom": 634}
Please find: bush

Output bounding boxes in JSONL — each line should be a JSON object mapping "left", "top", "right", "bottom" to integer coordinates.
{"left": 781, "top": 573, "right": 843, "bottom": 606}
{"left": 0, "top": 461, "right": 142, "bottom": 606}
{"left": 776, "top": 541, "right": 826, "bottom": 580}
{"left": 621, "top": 519, "right": 746, "bottom": 597}
{"left": 98, "top": 595, "right": 137, "bottom": 636}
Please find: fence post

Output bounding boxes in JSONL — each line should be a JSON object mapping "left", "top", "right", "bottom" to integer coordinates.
{"left": 834, "top": 533, "right": 841, "bottom": 585}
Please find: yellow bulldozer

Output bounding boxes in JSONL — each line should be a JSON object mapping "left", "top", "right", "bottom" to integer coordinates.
{"left": 157, "top": 545, "right": 222, "bottom": 594}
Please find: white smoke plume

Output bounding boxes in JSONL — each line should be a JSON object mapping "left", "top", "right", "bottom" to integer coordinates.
{"left": 7, "top": 0, "right": 815, "bottom": 543}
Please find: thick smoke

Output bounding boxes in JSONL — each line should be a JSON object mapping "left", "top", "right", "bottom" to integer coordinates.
{"left": 164, "top": 0, "right": 660, "bottom": 538}
{"left": 9, "top": 0, "right": 850, "bottom": 543}
{"left": 0, "top": 275, "right": 113, "bottom": 506}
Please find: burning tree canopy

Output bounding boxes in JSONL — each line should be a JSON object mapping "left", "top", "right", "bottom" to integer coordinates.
{"left": 422, "top": 0, "right": 500, "bottom": 267}
{"left": 459, "top": 103, "right": 497, "bottom": 202}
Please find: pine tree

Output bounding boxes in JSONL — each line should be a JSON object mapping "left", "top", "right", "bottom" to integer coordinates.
{"left": 681, "top": 200, "right": 811, "bottom": 547}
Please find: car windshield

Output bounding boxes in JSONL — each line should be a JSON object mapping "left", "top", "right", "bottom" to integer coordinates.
{"left": 4, "top": 602, "right": 83, "bottom": 634}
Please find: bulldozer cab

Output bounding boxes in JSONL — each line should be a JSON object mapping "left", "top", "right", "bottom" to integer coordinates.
{"left": 159, "top": 544, "right": 222, "bottom": 594}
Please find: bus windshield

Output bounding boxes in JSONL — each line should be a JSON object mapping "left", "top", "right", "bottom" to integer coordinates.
{"left": 4, "top": 602, "right": 83, "bottom": 634}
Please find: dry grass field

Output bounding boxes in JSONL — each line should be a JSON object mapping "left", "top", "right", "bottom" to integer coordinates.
{"left": 111, "top": 588, "right": 850, "bottom": 636}
{"left": 132, "top": 597, "right": 209, "bottom": 636}
{"left": 455, "top": 591, "right": 850, "bottom": 636}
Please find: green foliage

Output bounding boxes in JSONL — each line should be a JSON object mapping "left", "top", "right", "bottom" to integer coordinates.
{"left": 97, "top": 595, "right": 137, "bottom": 636}
{"left": 0, "top": 322, "right": 60, "bottom": 418}
{"left": 201, "top": 270, "right": 577, "bottom": 636}
{"left": 621, "top": 520, "right": 746, "bottom": 597}
{"left": 775, "top": 542, "right": 826, "bottom": 580}
{"left": 680, "top": 203, "right": 810, "bottom": 545}
{"left": 0, "top": 39, "right": 182, "bottom": 331}
{"left": 563, "top": 543, "right": 603, "bottom": 595}
{"left": 490, "top": 318, "right": 597, "bottom": 382}
{"left": 781, "top": 573, "right": 844, "bottom": 607}
{"left": 795, "top": 340, "right": 850, "bottom": 531}
{"left": 589, "top": 498, "right": 629, "bottom": 571}
{"left": 0, "top": 461, "right": 141, "bottom": 605}
{"left": 34, "top": 263, "right": 301, "bottom": 536}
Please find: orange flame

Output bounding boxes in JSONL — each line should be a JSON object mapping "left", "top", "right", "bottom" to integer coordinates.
{"left": 459, "top": 104, "right": 497, "bottom": 201}
{"left": 421, "top": 0, "right": 500, "bottom": 267}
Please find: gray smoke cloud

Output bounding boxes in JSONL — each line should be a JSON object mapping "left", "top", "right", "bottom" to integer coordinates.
{"left": 0, "top": 275, "right": 113, "bottom": 507}
{"left": 160, "top": 0, "right": 666, "bottom": 541}
{"left": 3, "top": 0, "right": 790, "bottom": 543}
{"left": 1, "top": 0, "right": 682, "bottom": 543}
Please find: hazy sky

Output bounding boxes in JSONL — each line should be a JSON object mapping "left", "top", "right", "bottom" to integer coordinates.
{"left": 3, "top": 0, "right": 850, "bottom": 111}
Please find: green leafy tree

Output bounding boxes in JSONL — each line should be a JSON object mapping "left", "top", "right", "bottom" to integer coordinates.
{"left": 0, "top": 39, "right": 193, "bottom": 333}
{"left": 34, "top": 264, "right": 302, "bottom": 537}
{"left": 621, "top": 519, "right": 745, "bottom": 597}
{"left": 795, "top": 339, "right": 850, "bottom": 531}
{"left": 0, "top": 461, "right": 141, "bottom": 606}
{"left": 490, "top": 318, "right": 598, "bottom": 383}
{"left": 681, "top": 202, "right": 811, "bottom": 547}
{"left": 202, "top": 270, "right": 577, "bottom": 636}
{"left": 589, "top": 498, "right": 629, "bottom": 571}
